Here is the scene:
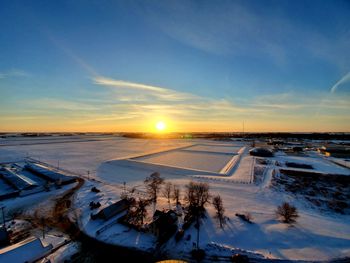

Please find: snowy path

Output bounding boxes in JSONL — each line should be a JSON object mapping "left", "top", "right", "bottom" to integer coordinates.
{"left": 230, "top": 154, "right": 255, "bottom": 183}
{"left": 260, "top": 161, "right": 276, "bottom": 189}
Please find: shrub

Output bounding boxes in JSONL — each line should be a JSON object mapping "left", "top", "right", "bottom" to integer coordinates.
{"left": 276, "top": 202, "right": 299, "bottom": 223}
{"left": 235, "top": 213, "right": 253, "bottom": 223}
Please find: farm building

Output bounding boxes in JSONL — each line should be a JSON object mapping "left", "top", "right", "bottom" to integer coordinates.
{"left": 0, "top": 237, "right": 53, "bottom": 263}
{"left": 24, "top": 162, "right": 76, "bottom": 185}
{"left": 318, "top": 146, "right": 350, "bottom": 158}
{"left": 0, "top": 227, "right": 9, "bottom": 247}
{"left": 0, "top": 167, "right": 38, "bottom": 191}
{"left": 0, "top": 177, "right": 19, "bottom": 201}
{"left": 91, "top": 199, "right": 130, "bottom": 221}
{"left": 149, "top": 210, "right": 178, "bottom": 243}
{"left": 249, "top": 147, "right": 274, "bottom": 157}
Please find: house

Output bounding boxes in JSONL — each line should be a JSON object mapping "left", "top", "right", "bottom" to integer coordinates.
{"left": 148, "top": 210, "right": 178, "bottom": 243}
{"left": 0, "top": 237, "right": 53, "bottom": 263}
{"left": 249, "top": 147, "right": 274, "bottom": 157}
{"left": 318, "top": 146, "right": 350, "bottom": 158}
{"left": 91, "top": 199, "right": 129, "bottom": 221}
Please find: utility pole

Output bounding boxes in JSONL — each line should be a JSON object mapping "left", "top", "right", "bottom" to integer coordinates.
{"left": 41, "top": 218, "right": 45, "bottom": 239}
{"left": 0, "top": 205, "right": 5, "bottom": 227}
{"left": 196, "top": 217, "right": 200, "bottom": 250}
{"left": 87, "top": 170, "right": 90, "bottom": 180}
{"left": 243, "top": 121, "right": 245, "bottom": 138}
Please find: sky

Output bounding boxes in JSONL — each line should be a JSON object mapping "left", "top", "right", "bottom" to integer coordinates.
{"left": 0, "top": 0, "right": 350, "bottom": 132}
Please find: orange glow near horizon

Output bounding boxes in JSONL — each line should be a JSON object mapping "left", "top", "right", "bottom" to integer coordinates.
{"left": 1, "top": 116, "right": 349, "bottom": 133}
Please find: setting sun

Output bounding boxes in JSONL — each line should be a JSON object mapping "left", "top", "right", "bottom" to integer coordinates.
{"left": 155, "top": 121, "right": 166, "bottom": 131}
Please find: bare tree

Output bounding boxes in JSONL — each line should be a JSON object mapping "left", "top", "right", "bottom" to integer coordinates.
{"left": 162, "top": 182, "right": 172, "bottom": 208}
{"left": 185, "top": 181, "right": 210, "bottom": 210}
{"left": 276, "top": 202, "right": 299, "bottom": 223}
{"left": 133, "top": 198, "right": 150, "bottom": 226}
{"left": 144, "top": 172, "right": 164, "bottom": 207}
{"left": 172, "top": 184, "right": 181, "bottom": 205}
{"left": 184, "top": 181, "right": 210, "bottom": 250}
{"left": 212, "top": 195, "right": 226, "bottom": 228}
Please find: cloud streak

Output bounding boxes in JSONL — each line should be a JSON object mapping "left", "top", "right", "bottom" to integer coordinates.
{"left": 91, "top": 76, "right": 350, "bottom": 123}
{"left": 93, "top": 76, "right": 197, "bottom": 101}
{"left": 331, "top": 71, "right": 350, "bottom": 93}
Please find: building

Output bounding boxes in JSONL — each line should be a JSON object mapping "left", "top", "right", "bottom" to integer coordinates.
{"left": 0, "top": 227, "right": 9, "bottom": 248}
{"left": 25, "top": 163, "right": 76, "bottom": 185}
{"left": 249, "top": 147, "right": 274, "bottom": 157}
{"left": 91, "top": 199, "right": 129, "bottom": 221}
{"left": 149, "top": 210, "right": 178, "bottom": 243}
{"left": 318, "top": 146, "right": 350, "bottom": 158}
{"left": 0, "top": 167, "right": 38, "bottom": 191}
{"left": 0, "top": 237, "right": 53, "bottom": 263}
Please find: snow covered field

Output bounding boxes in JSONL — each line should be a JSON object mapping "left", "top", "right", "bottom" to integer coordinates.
{"left": 184, "top": 144, "right": 243, "bottom": 154}
{"left": 0, "top": 137, "right": 191, "bottom": 176}
{"left": 134, "top": 150, "right": 234, "bottom": 173}
{"left": 0, "top": 135, "right": 350, "bottom": 261}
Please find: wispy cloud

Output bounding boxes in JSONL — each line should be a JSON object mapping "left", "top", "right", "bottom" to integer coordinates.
{"left": 92, "top": 76, "right": 350, "bottom": 124}
{"left": 138, "top": 1, "right": 350, "bottom": 68}
{"left": 331, "top": 71, "right": 350, "bottom": 93}
{"left": 93, "top": 76, "right": 197, "bottom": 101}
{"left": 94, "top": 77, "right": 167, "bottom": 93}
{"left": 0, "top": 69, "right": 30, "bottom": 79}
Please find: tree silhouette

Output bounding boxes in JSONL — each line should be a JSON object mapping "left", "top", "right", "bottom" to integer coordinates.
{"left": 144, "top": 172, "right": 164, "bottom": 209}
{"left": 212, "top": 195, "right": 226, "bottom": 228}
{"left": 162, "top": 182, "right": 172, "bottom": 209}
{"left": 172, "top": 184, "right": 181, "bottom": 205}
{"left": 276, "top": 202, "right": 299, "bottom": 223}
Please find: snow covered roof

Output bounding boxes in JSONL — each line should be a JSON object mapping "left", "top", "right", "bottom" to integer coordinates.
{"left": 0, "top": 237, "right": 53, "bottom": 263}
{"left": 92, "top": 198, "right": 129, "bottom": 220}
{"left": 25, "top": 162, "right": 76, "bottom": 184}
{"left": 0, "top": 167, "right": 38, "bottom": 190}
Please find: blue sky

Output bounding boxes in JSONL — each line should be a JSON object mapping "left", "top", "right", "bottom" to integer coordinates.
{"left": 0, "top": 0, "right": 349, "bottom": 132}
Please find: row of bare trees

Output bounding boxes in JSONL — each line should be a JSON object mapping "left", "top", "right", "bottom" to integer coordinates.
{"left": 143, "top": 172, "right": 226, "bottom": 229}
{"left": 162, "top": 182, "right": 181, "bottom": 208}
{"left": 144, "top": 172, "right": 182, "bottom": 209}
{"left": 140, "top": 171, "right": 298, "bottom": 229}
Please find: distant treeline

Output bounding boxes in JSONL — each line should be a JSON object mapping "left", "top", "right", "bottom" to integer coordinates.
{"left": 121, "top": 132, "right": 350, "bottom": 140}
{"left": 1, "top": 132, "right": 349, "bottom": 141}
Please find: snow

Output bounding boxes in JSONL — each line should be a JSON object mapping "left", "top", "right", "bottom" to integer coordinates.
{"left": 276, "top": 152, "right": 350, "bottom": 175}
{"left": 0, "top": 182, "right": 78, "bottom": 221}
{"left": 0, "top": 136, "right": 350, "bottom": 261}
{"left": 135, "top": 150, "right": 234, "bottom": 173}
{"left": 0, "top": 237, "right": 52, "bottom": 263}
{"left": 0, "top": 137, "right": 191, "bottom": 176}
{"left": 228, "top": 154, "right": 254, "bottom": 183}
{"left": 185, "top": 144, "right": 243, "bottom": 154}
{"left": 46, "top": 241, "right": 80, "bottom": 262}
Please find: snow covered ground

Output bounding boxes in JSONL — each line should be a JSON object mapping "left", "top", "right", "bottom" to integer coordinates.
{"left": 274, "top": 151, "right": 350, "bottom": 175}
{"left": 0, "top": 136, "right": 349, "bottom": 261}
{"left": 135, "top": 150, "right": 234, "bottom": 173}
{"left": 0, "top": 137, "right": 191, "bottom": 176}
